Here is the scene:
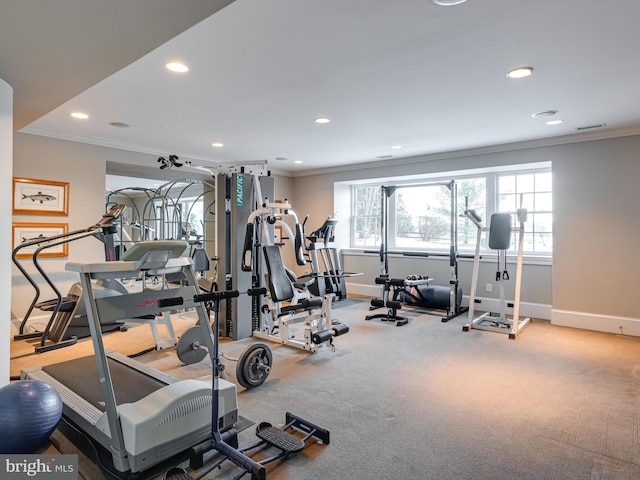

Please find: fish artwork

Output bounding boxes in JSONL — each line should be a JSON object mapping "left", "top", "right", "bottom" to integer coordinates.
{"left": 22, "top": 191, "right": 57, "bottom": 203}
{"left": 21, "top": 234, "right": 47, "bottom": 243}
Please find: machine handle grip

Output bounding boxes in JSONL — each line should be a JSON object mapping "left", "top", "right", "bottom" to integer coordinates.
{"left": 158, "top": 297, "right": 183, "bottom": 308}
{"left": 247, "top": 287, "right": 267, "bottom": 296}
{"left": 194, "top": 290, "right": 240, "bottom": 303}
{"left": 241, "top": 223, "right": 254, "bottom": 272}
{"left": 294, "top": 223, "right": 307, "bottom": 266}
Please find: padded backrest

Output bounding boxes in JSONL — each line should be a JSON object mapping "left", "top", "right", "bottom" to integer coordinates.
{"left": 488, "top": 213, "right": 512, "bottom": 250}
{"left": 263, "top": 245, "right": 295, "bottom": 302}
{"left": 192, "top": 247, "right": 210, "bottom": 272}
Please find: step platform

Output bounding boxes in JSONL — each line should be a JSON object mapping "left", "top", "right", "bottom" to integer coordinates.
{"left": 256, "top": 422, "right": 305, "bottom": 453}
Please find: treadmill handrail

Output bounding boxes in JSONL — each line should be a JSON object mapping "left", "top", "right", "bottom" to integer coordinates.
{"left": 65, "top": 239, "right": 218, "bottom": 473}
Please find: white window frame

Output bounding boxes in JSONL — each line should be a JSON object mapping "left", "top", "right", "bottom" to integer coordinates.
{"left": 348, "top": 163, "right": 552, "bottom": 262}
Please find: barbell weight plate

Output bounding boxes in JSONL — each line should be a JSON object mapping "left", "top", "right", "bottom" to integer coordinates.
{"left": 176, "top": 326, "right": 208, "bottom": 365}
{"left": 236, "top": 343, "right": 272, "bottom": 389}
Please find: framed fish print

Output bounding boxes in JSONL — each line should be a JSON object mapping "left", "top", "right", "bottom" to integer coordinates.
{"left": 12, "top": 222, "right": 69, "bottom": 258}
{"left": 13, "top": 177, "right": 69, "bottom": 216}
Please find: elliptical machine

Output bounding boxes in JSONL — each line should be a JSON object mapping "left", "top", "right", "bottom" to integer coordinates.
{"left": 12, "top": 204, "right": 129, "bottom": 353}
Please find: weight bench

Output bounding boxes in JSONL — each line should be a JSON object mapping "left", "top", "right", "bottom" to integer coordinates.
{"left": 253, "top": 245, "right": 349, "bottom": 353}
{"left": 365, "top": 275, "right": 422, "bottom": 326}
{"left": 366, "top": 275, "right": 435, "bottom": 326}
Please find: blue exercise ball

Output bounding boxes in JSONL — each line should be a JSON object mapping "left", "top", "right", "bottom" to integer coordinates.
{"left": 0, "top": 380, "right": 63, "bottom": 454}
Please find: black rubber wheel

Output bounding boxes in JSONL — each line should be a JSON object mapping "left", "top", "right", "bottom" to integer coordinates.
{"left": 176, "top": 326, "right": 208, "bottom": 365}
{"left": 236, "top": 343, "right": 272, "bottom": 389}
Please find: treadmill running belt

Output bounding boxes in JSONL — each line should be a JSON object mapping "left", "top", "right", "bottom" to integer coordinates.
{"left": 43, "top": 355, "right": 165, "bottom": 412}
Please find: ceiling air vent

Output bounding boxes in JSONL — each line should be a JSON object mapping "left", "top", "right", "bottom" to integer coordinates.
{"left": 575, "top": 123, "right": 606, "bottom": 131}
{"left": 376, "top": 155, "right": 393, "bottom": 159}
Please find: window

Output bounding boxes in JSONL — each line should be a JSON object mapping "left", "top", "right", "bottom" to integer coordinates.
{"left": 352, "top": 186, "right": 382, "bottom": 247}
{"left": 350, "top": 165, "right": 552, "bottom": 256}
{"left": 497, "top": 171, "right": 552, "bottom": 254}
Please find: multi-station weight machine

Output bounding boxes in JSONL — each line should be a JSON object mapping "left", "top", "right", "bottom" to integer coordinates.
{"left": 214, "top": 165, "right": 349, "bottom": 353}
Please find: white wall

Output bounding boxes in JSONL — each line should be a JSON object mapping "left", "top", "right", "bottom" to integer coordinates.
{"left": 10, "top": 134, "right": 172, "bottom": 334}
{"left": 292, "top": 145, "right": 555, "bottom": 310}
{"left": 552, "top": 137, "right": 640, "bottom": 335}
{"left": 10, "top": 137, "right": 294, "bottom": 328}
{"left": 1, "top": 79, "right": 13, "bottom": 386}
{"left": 9, "top": 132, "right": 640, "bottom": 345}
{"left": 292, "top": 135, "right": 640, "bottom": 336}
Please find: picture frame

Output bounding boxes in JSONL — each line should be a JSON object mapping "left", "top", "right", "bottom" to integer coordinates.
{"left": 13, "top": 177, "right": 69, "bottom": 216}
{"left": 12, "top": 222, "right": 69, "bottom": 258}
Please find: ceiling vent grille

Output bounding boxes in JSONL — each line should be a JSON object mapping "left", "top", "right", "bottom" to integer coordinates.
{"left": 575, "top": 123, "right": 606, "bottom": 131}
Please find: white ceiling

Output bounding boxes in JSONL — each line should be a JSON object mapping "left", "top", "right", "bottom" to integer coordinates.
{"left": 9, "top": 0, "right": 640, "bottom": 177}
{"left": 0, "top": 0, "right": 233, "bottom": 130}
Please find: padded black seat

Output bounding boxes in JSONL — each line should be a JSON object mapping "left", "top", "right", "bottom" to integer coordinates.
{"left": 263, "top": 245, "right": 296, "bottom": 302}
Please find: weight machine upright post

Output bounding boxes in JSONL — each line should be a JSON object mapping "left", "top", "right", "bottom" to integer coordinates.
{"left": 216, "top": 171, "right": 274, "bottom": 340}
{"left": 449, "top": 181, "right": 457, "bottom": 317}
{"left": 379, "top": 186, "right": 395, "bottom": 276}
{"left": 511, "top": 212, "right": 526, "bottom": 338}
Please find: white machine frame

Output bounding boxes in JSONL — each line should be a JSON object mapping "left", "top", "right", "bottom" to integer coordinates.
{"left": 24, "top": 241, "right": 238, "bottom": 474}
{"left": 238, "top": 174, "right": 343, "bottom": 353}
{"left": 463, "top": 208, "right": 531, "bottom": 339}
{"left": 255, "top": 290, "right": 336, "bottom": 353}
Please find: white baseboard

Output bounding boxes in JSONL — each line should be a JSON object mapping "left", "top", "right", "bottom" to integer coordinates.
{"left": 346, "top": 282, "right": 552, "bottom": 320}
{"left": 552, "top": 309, "right": 640, "bottom": 337}
{"left": 468, "top": 297, "right": 552, "bottom": 321}
{"left": 11, "top": 315, "right": 49, "bottom": 338}
{"left": 11, "top": 319, "right": 22, "bottom": 338}
{"left": 347, "top": 283, "right": 381, "bottom": 298}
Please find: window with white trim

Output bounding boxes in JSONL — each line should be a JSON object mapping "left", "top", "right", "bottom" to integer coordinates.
{"left": 497, "top": 171, "right": 552, "bottom": 254}
{"left": 350, "top": 165, "right": 552, "bottom": 256}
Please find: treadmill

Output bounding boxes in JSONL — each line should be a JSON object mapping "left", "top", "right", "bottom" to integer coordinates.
{"left": 23, "top": 240, "right": 238, "bottom": 475}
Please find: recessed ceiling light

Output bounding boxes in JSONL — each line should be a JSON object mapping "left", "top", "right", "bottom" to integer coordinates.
{"left": 211, "top": 142, "right": 224, "bottom": 148}
{"left": 531, "top": 110, "right": 558, "bottom": 118}
{"left": 507, "top": 67, "right": 533, "bottom": 79}
{"left": 432, "top": 0, "right": 467, "bottom": 5}
{"left": 391, "top": 145, "right": 403, "bottom": 150}
{"left": 109, "top": 122, "right": 130, "bottom": 128}
{"left": 546, "top": 119, "right": 564, "bottom": 125}
{"left": 294, "top": 160, "right": 303, "bottom": 164}
{"left": 314, "top": 117, "right": 331, "bottom": 124}
{"left": 70, "top": 112, "right": 89, "bottom": 119}
{"left": 166, "top": 62, "right": 189, "bottom": 73}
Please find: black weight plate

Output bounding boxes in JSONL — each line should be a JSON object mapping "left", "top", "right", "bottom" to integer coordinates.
{"left": 236, "top": 343, "right": 272, "bottom": 389}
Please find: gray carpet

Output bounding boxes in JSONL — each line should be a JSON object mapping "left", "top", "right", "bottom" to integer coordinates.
{"left": 331, "top": 298, "right": 365, "bottom": 309}
{"left": 52, "top": 302, "right": 640, "bottom": 479}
